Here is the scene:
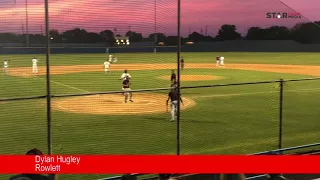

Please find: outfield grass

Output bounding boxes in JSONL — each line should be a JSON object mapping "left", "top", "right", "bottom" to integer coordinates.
{"left": 2, "top": 52, "right": 320, "bottom": 67}
{"left": 1, "top": 52, "right": 320, "bottom": 180}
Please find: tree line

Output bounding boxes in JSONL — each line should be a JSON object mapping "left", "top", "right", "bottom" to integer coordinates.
{"left": 0, "top": 21, "right": 320, "bottom": 45}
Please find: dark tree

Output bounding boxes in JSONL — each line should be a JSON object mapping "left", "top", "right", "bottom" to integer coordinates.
{"left": 246, "top": 27, "right": 264, "bottom": 40}
{"left": 125, "top": 31, "right": 143, "bottom": 42}
{"left": 62, "top": 28, "right": 88, "bottom": 43}
{"left": 148, "top": 33, "right": 167, "bottom": 42}
{"left": 49, "top": 29, "right": 62, "bottom": 43}
{"left": 165, "top": 36, "right": 184, "bottom": 45}
{"left": 99, "top": 30, "right": 115, "bottom": 44}
{"left": 188, "top": 31, "right": 213, "bottom": 42}
{"left": 263, "top": 26, "right": 291, "bottom": 40}
{"left": 246, "top": 26, "right": 291, "bottom": 40}
{"left": 87, "top": 32, "right": 103, "bottom": 43}
{"left": 0, "top": 33, "right": 20, "bottom": 43}
{"left": 291, "top": 22, "right": 320, "bottom": 44}
{"left": 215, "top": 24, "right": 242, "bottom": 41}
{"left": 29, "top": 34, "right": 46, "bottom": 44}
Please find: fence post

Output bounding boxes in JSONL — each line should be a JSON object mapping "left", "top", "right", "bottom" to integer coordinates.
{"left": 45, "top": 0, "right": 54, "bottom": 179}
{"left": 279, "top": 79, "right": 284, "bottom": 149}
{"left": 45, "top": 0, "right": 52, "bottom": 155}
{"left": 176, "top": 0, "right": 181, "bottom": 156}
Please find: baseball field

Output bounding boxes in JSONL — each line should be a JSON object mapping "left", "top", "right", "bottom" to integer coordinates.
{"left": 1, "top": 52, "right": 320, "bottom": 179}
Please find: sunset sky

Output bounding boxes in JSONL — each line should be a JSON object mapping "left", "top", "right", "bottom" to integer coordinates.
{"left": 0, "top": 0, "right": 319, "bottom": 37}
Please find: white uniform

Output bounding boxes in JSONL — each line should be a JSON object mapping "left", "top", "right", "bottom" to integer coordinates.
{"left": 171, "top": 100, "right": 178, "bottom": 121}
{"left": 120, "top": 73, "right": 131, "bottom": 80}
{"left": 4, "top": 61, "right": 8, "bottom": 75}
{"left": 219, "top": 56, "right": 225, "bottom": 67}
{"left": 32, "top": 58, "right": 38, "bottom": 74}
{"left": 112, "top": 57, "right": 118, "bottom": 63}
{"left": 104, "top": 61, "right": 110, "bottom": 72}
{"left": 108, "top": 55, "right": 113, "bottom": 62}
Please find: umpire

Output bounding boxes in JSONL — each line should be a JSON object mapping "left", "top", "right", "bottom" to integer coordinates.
{"left": 166, "top": 84, "right": 184, "bottom": 121}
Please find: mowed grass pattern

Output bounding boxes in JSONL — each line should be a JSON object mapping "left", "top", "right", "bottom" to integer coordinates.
{"left": 1, "top": 52, "right": 320, "bottom": 180}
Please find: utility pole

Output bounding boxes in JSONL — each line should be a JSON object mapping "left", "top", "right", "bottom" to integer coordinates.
{"left": 205, "top": 25, "right": 208, "bottom": 36}
{"left": 154, "top": 0, "right": 157, "bottom": 53}
{"left": 26, "top": 0, "right": 29, "bottom": 45}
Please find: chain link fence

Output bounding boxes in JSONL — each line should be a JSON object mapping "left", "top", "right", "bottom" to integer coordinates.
{"left": 1, "top": 0, "right": 320, "bottom": 180}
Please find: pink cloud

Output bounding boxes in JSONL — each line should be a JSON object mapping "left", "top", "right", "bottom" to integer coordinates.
{"left": 0, "top": 0, "right": 319, "bottom": 36}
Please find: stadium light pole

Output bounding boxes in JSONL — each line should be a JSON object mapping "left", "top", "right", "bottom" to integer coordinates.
{"left": 25, "top": 0, "right": 29, "bottom": 45}
{"left": 176, "top": 0, "right": 181, "bottom": 156}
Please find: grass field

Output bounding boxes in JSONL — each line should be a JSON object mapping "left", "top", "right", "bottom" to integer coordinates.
{"left": 1, "top": 52, "right": 320, "bottom": 180}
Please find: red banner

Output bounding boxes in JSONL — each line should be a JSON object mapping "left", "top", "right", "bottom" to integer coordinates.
{"left": 0, "top": 155, "right": 319, "bottom": 174}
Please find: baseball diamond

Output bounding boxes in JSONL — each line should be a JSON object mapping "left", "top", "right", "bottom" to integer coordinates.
{"left": 1, "top": 52, "right": 320, "bottom": 180}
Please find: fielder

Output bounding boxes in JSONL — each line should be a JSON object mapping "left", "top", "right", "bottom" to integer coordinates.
{"left": 216, "top": 56, "right": 220, "bottom": 67}
{"left": 3, "top": 59, "right": 9, "bottom": 76}
{"left": 108, "top": 54, "right": 113, "bottom": 63}
{"left": 112, "top": 56, "right": 118, "bottom": 63}
{"left": 180, "top": 57, "right": 184, "bottom": 71}
{"left": 122, "top": 77, "right": 133, "bottom": 103}
{"left": 166, "top": 85, "right": 184, "bottom": 121}
{"left": 32, "top": 57, "right": 39, "bottom": 74}
{"left": 219, "top": 56, "right": 225, "bottom": 67}
{"left": 170, "top": 70, "right": 176, "bottom": 86}
{"left": 103, "top": 60, "right": 110, "bottom": 74}
{"left": 119, "top": 69, "right": 131, "bottom": 80}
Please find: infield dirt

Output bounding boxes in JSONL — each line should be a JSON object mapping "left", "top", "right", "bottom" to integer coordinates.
{"left": 52, "top": 93, "right": 196, "bottom": 115}
{"left": 8, "top": 63, "right": 320, "bottom": 77}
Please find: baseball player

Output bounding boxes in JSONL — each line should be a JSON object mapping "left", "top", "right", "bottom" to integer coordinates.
{"left": 170, "top": 70, "right": 176, "bottom": 86}
{"left": 3, "top": 59, "right": 9, "bottom": 76}
{"left": 112, "top": 56, "right": 118, "bottom": 63}
{"left": 119, "top": 69, "right": 131, "bottom": 80}
{"left": 103, "top": 60, "right": 110, "bottom": 74}
{"left": 219, "top": 56, "right": 225, "bottom": 67}
{"left": 108, "top": 54, "right": 113, "bottom": 63}
{"left": 180, "top": 57, "right": 184, "bottom": 71}
{"left": 216, "top": 56, "right": 220, "bottom": 67}
{"left": 166, "top": 85, "right": 184, "bottom": 121}
{"left": 122, "top": 76, "right": 133, "bottom": 103}
{"left": 32, "top": 57, "right": 38, "bottom": 74}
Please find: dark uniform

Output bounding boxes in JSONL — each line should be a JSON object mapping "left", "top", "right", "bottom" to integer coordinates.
{"left": 171, "top": 72, "right": 176, "bottom": 85}
{"left": 167, "top": 88, "right": 183, "bottom": 121}
{"left": 181, "top": 58, "right": 184, "bottom": 71}
{"left": 168, "top": 89, "right": 179, "bottom": 102}
{"left": 122, "top": 79, "right": 130, "bottom": 89}
{"left": 122, "top": 78, "right": 133, "bottom": 103}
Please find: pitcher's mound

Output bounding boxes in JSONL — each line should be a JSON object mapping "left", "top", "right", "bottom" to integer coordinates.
{"left": 52, "top": 93, "right": 196, "bottom": 115}
{"left": 158, "top": 75, "right": 224, "bottom": 81}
